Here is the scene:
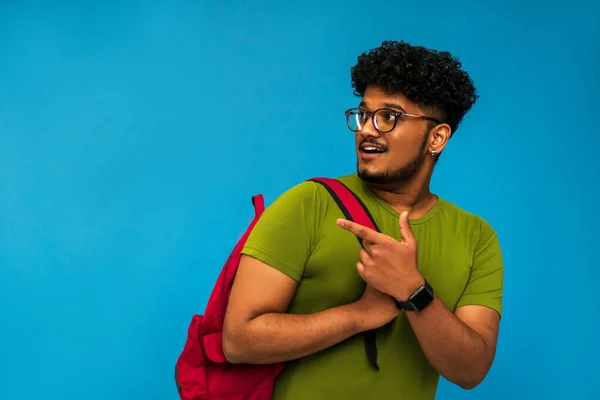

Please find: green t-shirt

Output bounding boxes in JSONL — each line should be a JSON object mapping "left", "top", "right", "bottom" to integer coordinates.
{"left": 241, "top": 174, "right": 504, "bottom": 400}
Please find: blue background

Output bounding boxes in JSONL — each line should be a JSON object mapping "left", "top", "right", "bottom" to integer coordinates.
{"left": 1, "top": 1, "right": 598, "bottom": 399}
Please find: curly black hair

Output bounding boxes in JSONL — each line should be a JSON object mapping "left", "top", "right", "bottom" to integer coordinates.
{"left": 350, "top": 40, "right": 478, "bottom": 134}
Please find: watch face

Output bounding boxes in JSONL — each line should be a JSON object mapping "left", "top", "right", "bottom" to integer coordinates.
{"left": 409, "top": 283, "right": 434, "bottom": 311}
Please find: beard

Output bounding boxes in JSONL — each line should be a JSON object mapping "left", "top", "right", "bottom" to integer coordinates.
{"left": 357, "top": 134, "right": 428, "bottom": 185}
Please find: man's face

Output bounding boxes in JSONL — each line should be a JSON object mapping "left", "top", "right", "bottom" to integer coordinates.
{"left": 354, "top": 85, "right": 433, "bottom": 185}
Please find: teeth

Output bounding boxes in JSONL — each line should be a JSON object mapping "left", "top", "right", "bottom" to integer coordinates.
{"left": 363, "top": 146, "right": 382, "bottom": 152}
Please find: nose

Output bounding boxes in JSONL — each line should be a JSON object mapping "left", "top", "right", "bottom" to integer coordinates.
{"left": 358, "top": 114, "right": 382, "bottom": 139}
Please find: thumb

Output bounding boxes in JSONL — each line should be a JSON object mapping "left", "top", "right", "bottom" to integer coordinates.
{"left": 398, "top": 211, "right": 415, "bottom": 243}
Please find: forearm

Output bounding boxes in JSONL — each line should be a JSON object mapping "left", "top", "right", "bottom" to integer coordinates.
{"left": 223, "top": 303, "right": 362, "bottom": 364}
{"left": 406, "top": 297, "right": 493, "bottom": 389}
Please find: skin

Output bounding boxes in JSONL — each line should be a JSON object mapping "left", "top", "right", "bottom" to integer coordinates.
{"left": 355, "top": 85, "right": 446, "bottom": 218}
{"left": 222, "top": 85, "right": 500, "bottom": 390}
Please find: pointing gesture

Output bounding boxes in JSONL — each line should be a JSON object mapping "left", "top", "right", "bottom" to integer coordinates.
{"left": 338, "top": 211, "right": 416, "bottom": 244}
{"left": 336, "top": 212, "right": 425, "bottom": 302}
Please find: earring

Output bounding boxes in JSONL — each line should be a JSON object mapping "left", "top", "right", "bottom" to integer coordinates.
{"left": 430, "top": 150, "right": 437, "bottom": 156}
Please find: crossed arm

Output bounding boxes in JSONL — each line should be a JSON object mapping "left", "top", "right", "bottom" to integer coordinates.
{"left": 222, "top": 255, "right": 368, "bottom": 365}
{"left": 337, "top": 213, "right": 503, "bottom": 389}
{"left": 222, "top": 255, "right": 500, "bottom": 389}
{"left": 223, "top": 210, "right": 502, "bottom": 390}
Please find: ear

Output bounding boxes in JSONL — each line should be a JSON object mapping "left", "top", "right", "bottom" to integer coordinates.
{"left": 429, "top": 123, "right": 452, "bottom": 154}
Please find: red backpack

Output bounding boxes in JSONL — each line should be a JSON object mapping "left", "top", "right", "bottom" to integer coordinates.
{"left": 174, "top": 177, "right": 381, "bottom": 400}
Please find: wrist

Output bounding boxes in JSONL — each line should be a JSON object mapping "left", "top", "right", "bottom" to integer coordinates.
{"left": 394, "top": 272, "right": 425, "bottom": 302}
{"left": 348, "top": 298, "right": 386, "bottom": 333}
{"left": 393, "top": 274, "right": 435, "bottom": 313}
{"left": 346, "top": 301, "right": 369, "bottom": 333}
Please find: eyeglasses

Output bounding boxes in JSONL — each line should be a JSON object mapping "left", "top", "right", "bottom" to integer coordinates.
{"left": 344, "top": 108, "right": 441, "bottom": 133}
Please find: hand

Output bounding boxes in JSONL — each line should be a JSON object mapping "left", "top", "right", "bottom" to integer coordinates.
{"left": 337, "top": 211, "right": 424, "bottom": 302}
{"left": 354, "top": 284, "right": 400, "bottom": 331}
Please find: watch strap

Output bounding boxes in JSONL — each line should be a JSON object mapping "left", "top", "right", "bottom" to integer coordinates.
{"left": 395, "top": 280, "right": 434, "bottom": 311}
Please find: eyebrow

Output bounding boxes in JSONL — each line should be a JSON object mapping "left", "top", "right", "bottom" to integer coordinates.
{"left": 359, "top": 101, "right": 407, "bottom": 113}
{"left": 382, "top": 102, "right": 407, "bottom": 112}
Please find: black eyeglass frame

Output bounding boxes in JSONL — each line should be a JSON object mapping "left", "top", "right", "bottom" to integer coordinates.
{"left": 344, "top": 107, "right": 442, "bottom": 133}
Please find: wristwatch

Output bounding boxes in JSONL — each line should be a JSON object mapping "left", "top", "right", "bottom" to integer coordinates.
{"left": 394, "top": 280, "right": 434, "bottom": 312}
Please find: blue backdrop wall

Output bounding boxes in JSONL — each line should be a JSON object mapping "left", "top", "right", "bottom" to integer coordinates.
{"left": 1, "top": 1, "right": 598, "bottom": 399}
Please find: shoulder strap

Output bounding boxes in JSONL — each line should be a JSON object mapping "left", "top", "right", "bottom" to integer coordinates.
{"left": 308, "top": 177, "right": 381, "bottom": 371}
{"left": 197, "top": 194, "right": 266, "bottom": 365}
{"left": 204, "top": 194, "right": 265, "bottom": 328}
{"left": 308, "top": 177, "right": 381, "bottom": 235}
{"left": 220, "top": 194, "right": 265, "bottom": 309}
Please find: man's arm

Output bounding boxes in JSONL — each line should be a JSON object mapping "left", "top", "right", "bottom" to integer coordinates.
{"left": 405, "top": 299, "right": 500, "bottom": 389}
{"left": 336, "top": 213, "right": 504, "bottom": 389}
{"left": 222, "top": 254, "right": 364, "bottom": 364}
{"left": 221, "top": 182, "right": 370, "bottom": 364}
{"left": 222, "top": 182, "right": 401, "bottom": 364}
{"left": 404, "top": 217, "right": 504, "bottom": 389}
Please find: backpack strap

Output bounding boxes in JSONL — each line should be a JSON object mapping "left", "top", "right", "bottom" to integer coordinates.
{"left": 308, "top": 177, "right": 381, "bottom": 371}
{"left": 309, "top": 178, "right": 380, "bottom": 243}
{"left": 200, "top": 194, "right": 267, "bottom": 365}
{"left": 220, "top": 194, "right": 265, "bottom": 314}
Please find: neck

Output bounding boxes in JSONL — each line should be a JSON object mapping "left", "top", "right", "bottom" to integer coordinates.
{"left": 364, "top": 171, "right": 437, "bottom": 219}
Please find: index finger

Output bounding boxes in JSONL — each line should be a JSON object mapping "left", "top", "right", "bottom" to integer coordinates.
{"left": 336, "top": 218, "right": 382, "bottom": 243}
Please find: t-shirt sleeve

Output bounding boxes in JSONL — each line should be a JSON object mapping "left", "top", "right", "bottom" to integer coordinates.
{"left": 241, "top": 181, "right": 323, "bottom": 282}
{"left": 456, "top": 217, "right": 504, "bottom": 317}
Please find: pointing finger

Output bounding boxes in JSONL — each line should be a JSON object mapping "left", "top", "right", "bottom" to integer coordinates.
{"left": 336, "top": 219, "right": 382, "bottom": 243}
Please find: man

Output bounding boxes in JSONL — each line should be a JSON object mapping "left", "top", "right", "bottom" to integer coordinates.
{"left": 222, "top": 40, "right": 504, "bottom": 399}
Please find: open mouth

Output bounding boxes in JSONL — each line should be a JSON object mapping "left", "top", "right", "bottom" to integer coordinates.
{"left": 360, "top": 145, "right": 386, "bottom": 154}
{"left": 359, "top": 143, "right": 387, "bottom": 158}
